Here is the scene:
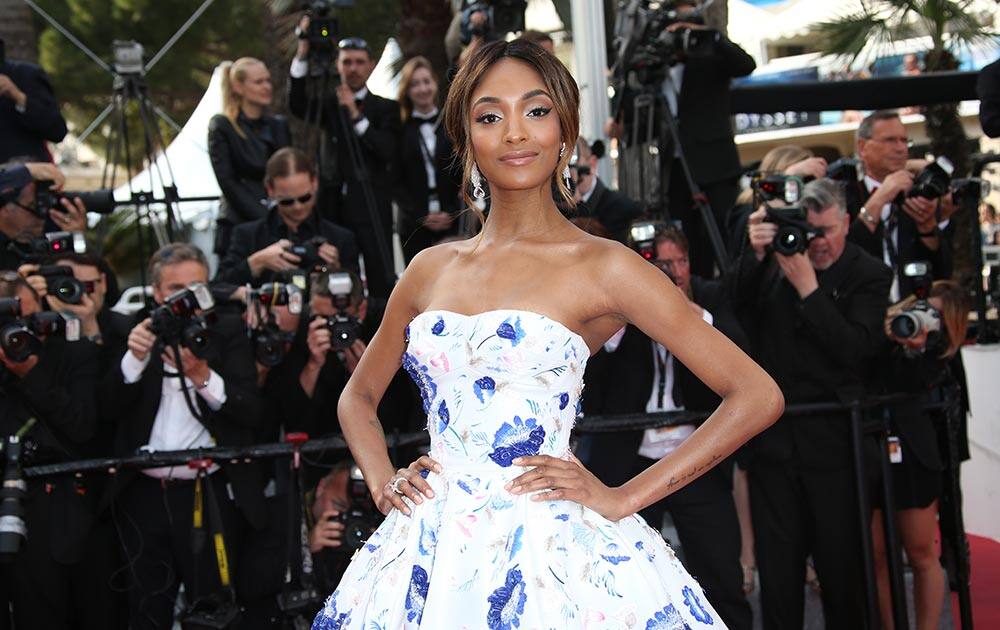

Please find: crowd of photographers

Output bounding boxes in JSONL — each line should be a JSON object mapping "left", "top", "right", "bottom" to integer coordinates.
{"left": 0, "top": 1, "right": 982, "bottom": 628}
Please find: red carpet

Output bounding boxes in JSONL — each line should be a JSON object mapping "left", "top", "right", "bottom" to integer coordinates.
{"left": 952, "top": 534, "right": 1000, "bottom": 629}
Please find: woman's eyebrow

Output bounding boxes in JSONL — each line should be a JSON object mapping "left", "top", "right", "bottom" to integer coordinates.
{"left": 521, "top": 89, "right": 550, "bottom": 100}
{"left": 472, "top": 90, "right": 551, "bottom": 108}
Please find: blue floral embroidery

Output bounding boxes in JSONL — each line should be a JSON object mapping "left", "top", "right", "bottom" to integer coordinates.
{"left": 644, "top": 603, "right": 690, "bottom": 630}
{"left": 437, "top": 400, "right": 450, "bottom": 433}
{"left": 558, "top": 392, "right": 569, "bottom": 410}
{"left": 406, "top": 565, "right": 430, "bottom": 623}
{"left": 601, "top": 552, "right": 631, "bottom": 565}
{"left": 402, "top": 352, "right": 437, "bottom": 414}
{"left": 682, "top": 586, "right": 713, "bottom": 624}
{"left": 488, "top": 416, "right": 545, "bottom": 467}
{"left": 486, "top": 566, "right": 527, "bottom": 630}
{"left": 554, "top": 513, "right": 569, "bottom": 521}
{"left": 473, "top": 376, "right": 497, "bottom": 403}
{"left": 496, "top": 317, "right": 526, "bottom": 346}
{"left": 431, "top": 317, "right": 446, "bottom": 335}
{"left": 314, "top": 593, "right": 352, "bottom": 630}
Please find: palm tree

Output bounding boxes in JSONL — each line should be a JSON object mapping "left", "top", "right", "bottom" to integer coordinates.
{"left": 813, "top": 0, "right": 997, "bottom": 281}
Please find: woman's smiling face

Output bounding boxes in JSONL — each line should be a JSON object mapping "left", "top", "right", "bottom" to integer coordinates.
{"left": 469, "top": 58, "right": 562, "bottom": 196}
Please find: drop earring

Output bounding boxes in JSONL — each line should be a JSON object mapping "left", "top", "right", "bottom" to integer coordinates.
{"left": 471, "top": 163, "right": 485, "bottom": 200}
{"left": 559, "top": 142, "right": 571, "bottom": 189}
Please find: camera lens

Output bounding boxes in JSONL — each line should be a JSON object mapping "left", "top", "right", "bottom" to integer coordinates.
{"left": 52, "top": 277, "right": 85, "bottom": 305}
{"left": 0, "top": 326, "right": 40, "bottom": 363}
{"left": 182, "top": 323, "right": 211, "bottom": 357}
{"left": 889, "top": 313, "right": 919, "bottom": 339}
{"left": 774, "top": 227, "right": 803, "bottom": 257}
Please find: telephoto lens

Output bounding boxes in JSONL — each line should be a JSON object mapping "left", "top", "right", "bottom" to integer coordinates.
{"left": 0, "top": 297, "right": 41, "bottom": 364}
{"left": 0, "top": 437, "right": 28, "bottom": 556}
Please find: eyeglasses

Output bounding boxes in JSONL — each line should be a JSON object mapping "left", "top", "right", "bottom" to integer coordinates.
{"left": 869, "top": 136, "right": 913, "bottom": 148}
{"left": 338, "top": 37, "right": 369, "bottom": 51}
{"left": 274, "top": 193, "right": 313, "bottom": 207}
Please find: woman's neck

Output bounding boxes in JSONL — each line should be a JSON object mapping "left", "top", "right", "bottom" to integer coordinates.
{"left": 240, "top": 102, "right": 264, "bottom": 120}
{"left": 478, "top": 185, "right": 565, "bottom": 244}
{"left": 413, "top": 103, "right": 437, "bottom": 116}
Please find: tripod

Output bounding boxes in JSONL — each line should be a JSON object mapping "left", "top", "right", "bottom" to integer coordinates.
{"left": 618, "top": 78, "right": 730, "bottom": 271}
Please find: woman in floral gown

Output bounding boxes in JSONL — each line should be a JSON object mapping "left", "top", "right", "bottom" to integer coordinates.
{"left": 313, "top": 40, "right": 784, "bottom": 629}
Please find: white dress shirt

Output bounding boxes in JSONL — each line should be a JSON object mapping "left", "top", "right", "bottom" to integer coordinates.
{"left": 412, "top": 108, "right": 440, "bottom": 198}
{"left": 121, "top": 350, "right": 227, "bottom": 479}
{"left": 661, "top": 63, "right": 685, "bottom": 158}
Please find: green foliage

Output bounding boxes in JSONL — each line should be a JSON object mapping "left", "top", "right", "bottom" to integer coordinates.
{"left": 35, "top": 0, "right": 266, "bottom": 159}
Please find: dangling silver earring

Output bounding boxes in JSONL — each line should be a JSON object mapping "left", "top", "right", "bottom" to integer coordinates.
{"left": 471, "top": 163, "right": 485, "bottom": 200}
{"left": 559, "top": 143, "right": 570, "bottom": 189}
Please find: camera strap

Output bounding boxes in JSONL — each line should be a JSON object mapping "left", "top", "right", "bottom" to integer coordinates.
{"left": 282, "top": 441, "right": 315, "bottom": 596}
{"left": 192, "top": 467, "right": 232, "bottom": 589}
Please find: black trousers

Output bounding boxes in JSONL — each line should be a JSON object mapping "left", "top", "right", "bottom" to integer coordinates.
{"left": 340, "top": 183, "right": 395, "bottom": 300}
{"left": 666, "top": 160, "right": 740, "bottom": 279}
{"left": 634, "top": 456, "right": 752, "bottom": 630}
{"left": 748, "top": 461, "right": 867, "bottom": 630}
{"left": 0, "top": 481, "right": 123, "bottom": 630}
{"left": 117, "top": 473, "right": 247, "bottom": 630}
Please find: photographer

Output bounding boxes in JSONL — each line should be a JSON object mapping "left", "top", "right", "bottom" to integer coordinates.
{"left": 288, "top": 19, "right": 400, "bottom": 299}
{"left": 215, "top": 147, "right": 359, "bottom": 287}
{"left": 394, "top": 56, "right": 461, "bottom": 264}
{"left": 572, "top": 138, "right": 643, "bottom": 244}
{"left": 0, "top": 158, "right": 88, "bottom": 270}
{"left": 0, "top": 273, "right": 117, "bottom": 628}
{"left": 102, "top": 243, "right": 264, "bottom": 629}
{"left": 735, "top": 178, "right": 892, "bottom": 628}
{"left": 871, "top": 279, "right": 969, "bottom": 630}
{"left": 608, "top": 0, "right": 756, "bottom": 278}
{"left": 0, "top": 44, "right": 68, "bottom": 163}
{"left": 850, "top": 110, "right": 954, "bottom": 301}
{"left": 584, "top": 225, "right": 752, "bottom": 629}
{"left": 208, "top": 57, "right": 291, "bottom": 256}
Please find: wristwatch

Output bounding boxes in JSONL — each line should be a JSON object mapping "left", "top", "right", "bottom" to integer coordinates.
{"left": 195, "top": 374, "right": 211, "bottom": 390}
{"left": 859, "top": 206, "right": 879, "bottom": 227}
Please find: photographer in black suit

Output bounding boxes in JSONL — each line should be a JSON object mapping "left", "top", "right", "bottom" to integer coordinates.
{"left": 288, "top": 22, "right": 401, "bottom": 299}
{"left": 102, "top": 243, "right": 264, "bottom": 630}
{"left": 0, "top": 273, "right": 117, "bottom": 629}
{"left": 608, "top": 0, "right": 755, "bottom": 277}
{"left": 215, "top": 147, "right": 358, "bottom": 288}
{"left": 0, "top": 44, "right": 68, "bottom": 163}
{"left": 849, "top": 110, "right": 955, "bottom": 302}
{"left": 584, "top": 225, "right": 752, "bottom": 630}
{"left": 572, "top": 138, "right": 643, "bottom": 244}
{"left": 734, "top": 178, "right": 891, "bottom": 629}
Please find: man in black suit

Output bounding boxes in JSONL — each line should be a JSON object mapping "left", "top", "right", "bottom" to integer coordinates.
{"left": 849, "top": 110, "right": 953, "bottom": 301}
{"left": 735, "top": 178, "right": 892, "bottom": 629}
{"left": 572, "top": 139, "right": 643, "bottom": 243}
{"left": 288, "top": 24, "right": 401, "bottom": 299}
{"left": 0, "top": 273, "right": 119, "bottom": 629}
{"left": 102, "top": 243, "right": 264, "bottom": 629}
{"left": 978, "top": 56, "right": 1000, "bottom": 138}
{"left": 583, "top": 225, "right": 752, "bottom": 630}
{"left": 609, "top": 0, "right": 756, "bottom": 277}
{"left": 0, "top": 47, "right": 68, "bottom": 163}
{"left": 215, "top": 147, "right": 359, "bottom": 287}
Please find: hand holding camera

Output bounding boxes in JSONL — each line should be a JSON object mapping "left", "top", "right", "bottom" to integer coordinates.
{"left": 336, "top": 83, "right": 360, "bottom": 120}
{"left": 747, "top": 206, "right": 777, "bottom": 261}
{"left": 308, "top": 508, "right": 345, "bottom": 553}
{"left": 306, "top": 316, "right": 332, "bottom": 369}
{"left": 127, "top": 318, "right": 157, "bottom": 362}
{"left": 866, "top": 170, "right": 914, "bottom": 213}
{"left": 248, "top": 239, "right": 300, "bottom": 276}
{"left": 784, "top": 157, "right": 828, "bottom": 181}
{"left": 901, "top": 195, "right": 937, "bottom": 234}
{"left": 48, "top": 195, "right": 88, "bottom": 233}
{"left": 295, "top": 15, "right": 311, "bottom": 60}
{"left": 161, "top": 345, "right": 211, "bottom": 387}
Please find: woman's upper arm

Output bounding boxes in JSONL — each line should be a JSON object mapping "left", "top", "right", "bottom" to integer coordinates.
{"left": 601, "top": 245, "right": 763, "bottom": 399}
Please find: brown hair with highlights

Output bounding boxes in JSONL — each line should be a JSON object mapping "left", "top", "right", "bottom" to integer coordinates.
{"left": 397, "top": 56, "right": 437, "bottom": 124}
{"left": 443, "top": 39, "right": 580, "bottom": 218}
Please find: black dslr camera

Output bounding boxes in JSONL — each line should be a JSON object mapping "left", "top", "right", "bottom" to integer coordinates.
{"left": 889, "top": 262, "right": 943, "bottom": 344}
{"left": 464, "top": 0, "right": 528, "bottom": 42}
{"left": 335, "top": 464, "right": 381, "bottom": 554}
{"left": 751, "top": 174, "right": 823, "bottom": 256}
{"left": 6, "top": 231, "right": 87, "bottom": 263}
{"left": 825, "top": 157, "right": 865, "bottom": 184}
{"left": 34, "top": 180, "right": 116, "bottom": 215}
{"left": 321, "top": 272, "right": 362, "bottom": 351}
{"left": 907, "top": 157, "right": 954, "bottom": 200}
{"left": 300, "top": 0, "right": 355, "bottom": 68}
{"left": 149, "top": 284, "right": 215, "bottom": 358}
{"left": 246, "top": 283, "right": 303, "bottom": 367}
{"left": 0, "top": 297, "right": 80, "bottom": 363}
{"left": 286, "top": 236, "right": 331, "bottom": 274}
{"left": 36, "top": 265, "right": 88, "bottom": 305}
{"left": 613, "top": 1, "right": 718, "bottom": 87}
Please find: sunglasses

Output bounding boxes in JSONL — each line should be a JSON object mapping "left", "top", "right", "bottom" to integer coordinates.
{"left": 273, "top": 193, "right": 313, "bottom": 207}
{"left": 338, "top": 37, "right": 369, "bottom": 51}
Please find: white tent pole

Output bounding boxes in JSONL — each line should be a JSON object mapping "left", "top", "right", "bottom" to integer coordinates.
{"left": 570, "top": 0, "right": 612, "bottom": 183}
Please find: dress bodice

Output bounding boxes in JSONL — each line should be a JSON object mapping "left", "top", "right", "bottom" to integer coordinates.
{"left": 404, "top": 310, "right": 590, "bottom": 470}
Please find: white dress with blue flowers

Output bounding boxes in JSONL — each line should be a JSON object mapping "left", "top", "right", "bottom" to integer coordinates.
{"left": 313, "top": 309, "right": 723, "bottom": 630}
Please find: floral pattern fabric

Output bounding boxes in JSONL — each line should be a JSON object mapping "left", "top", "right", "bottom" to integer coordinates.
{"left": 313, "top": 310, "right": 723, "bottom": 629}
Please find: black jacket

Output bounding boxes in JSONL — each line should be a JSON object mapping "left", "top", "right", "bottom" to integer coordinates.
{"left": 0, "top": 60, "right": 67, "bottom": 163}
{"left": 583, "top": 276, "right": 749, "bottom": 486}
{"left": 101, "top": 311, "right": 266, "bottom": 526}
{"left": 207, "top": 112, "right": 291, "bottom": 224}
{"left": 730, "top": 243, "right": 892, "bottom": 468}
{"left": 978, "top": 57, "right": 1000, "bottom": 139}
{"left": 577, "top": 179, "right": 644, "bottom": 244}
{"left": 214, "top": 207, "right": 360, "bottom": 287}
{"left": 618, "top": 35, "right": 755, "bottom": 185}
{"left": 393, "top": 114, "right": 461, "bottom": 237}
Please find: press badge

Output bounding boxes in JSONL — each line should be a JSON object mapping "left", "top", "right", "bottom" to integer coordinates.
{"left": 887, "top": 436, "right": 903, "bottom": 464}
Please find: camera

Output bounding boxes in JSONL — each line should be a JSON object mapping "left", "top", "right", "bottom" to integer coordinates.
{"left": 36, "top": 265, "right": 87, "bottom": 305}
{"left": 0, "top": 298, "right": 80, "bottom": 363}
{"left": 335, "top": 464, "right": 381, "bottom": 553}
{"left": 318, "top": 272, "right": 362, "bottom": 351}
{"left": 765, "top": 206, "right": 824, "bottom": 257}
{"left": 6, "top": 231, "right": 87, "bottom": 264}
{"left": 628, "top": 219, "right": 668, "bottom": 261}
{"left": 149, "top": 283, "right": 216, "bottom": 358}
{"left": 951, "top": 177, "right": 990, "bottom": 208}
{"left": 465, "top": 0, "right": 528, "bottom": 42}
{"left": 34, "top": 180, "right": 116, "bottom": 216}
{"left": 246, "top": 283, "right": 303, "bottom": 367}
{"left": 286, "top": 236, "right": 332, "bottom": 275}
{"left": 751, "top": 173, "right": 804, "bottom": 205}
{"left": 300, "top": 0, "right": 354, "bottom": 68}
{"left": 825, "top": 157, "right": 865, "bottom": 184}
{"left": 0, "top": 436, "right": 27, "bottom": 557}
{"left": 907, "top": 157, "right": 954, "bottom": 200}
{"left": 889, "top": 262, "right": 942, "bottom": 343}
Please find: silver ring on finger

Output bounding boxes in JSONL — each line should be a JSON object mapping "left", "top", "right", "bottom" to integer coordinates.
{"left": 390, "top": 476, "right": 406, "bottom": 495}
